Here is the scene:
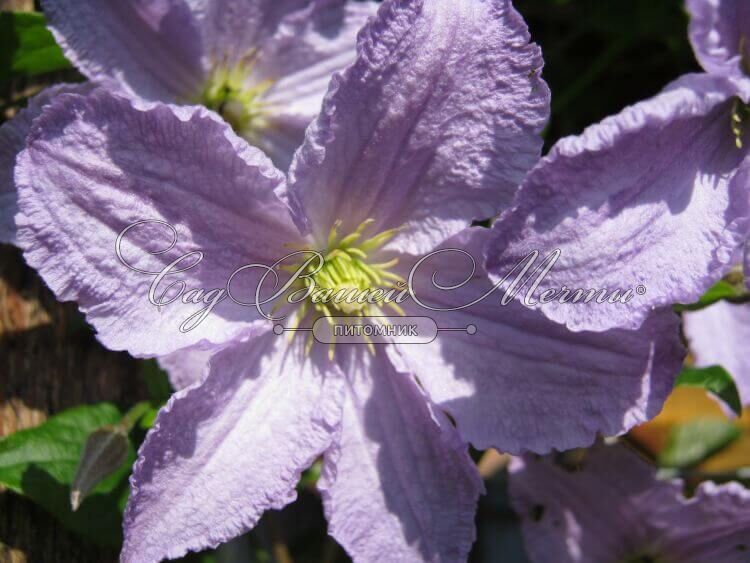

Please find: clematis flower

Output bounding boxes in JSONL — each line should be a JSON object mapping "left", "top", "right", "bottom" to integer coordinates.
{"left": 485, "top": 0, "right": 750, "bottom": 333}
{"left": 688, "top": 0, "right": 750, "bottom": 285}
{"left": 14, "top": 0, "right": 685, "bottom": 560}
{"left": 687, "top": 0, "right": 750, "bottom": 83}
{"left": 0, "top": 0, "right": 376, "bottom": 245}
{"left": 684, "top": 299, "right": 750, "bottom": 407}
{"left": 673, "top": 0, "right": 750, "bottom": 414}
{"left": 510, "top": 443, "right": 750, "bottom": 563}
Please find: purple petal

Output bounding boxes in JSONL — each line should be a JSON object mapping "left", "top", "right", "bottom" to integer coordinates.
{"left": 247, "top": 0, "right": 379, "bottom": 170}
{"left": 16, "top": 89, "right": 301, "bottom": 357}
{"left": 659, "top": 481, "right": 750, "bottom": 562}
{"left": 487, "top": 73, "right": 750, "bottom": 332}
{"left": 158, "top": 342, "right": 216, "bottom": 391}
{"left": 0, "top": 83, "right": 92, "bottom": 245}
{"left": 157, "top": 320, "right": 269, "bottom": 391}
{"left": 123, "top": 330, "right": 344, "bottom": 562}
{"left": 510, "top": 444, "right": 750, "bottom": 563}
{"left": 687, "top": 0, "right": 750, "bottom": 79}
{"left": 319, "top": 348, "right": 483, "bottom": 561}
{"left": 42, "top": 0, "right": 205, "bottom": 100}
{"left": 510, "top": 445, "right": 669, "bottom": 562}
{"left": 185, "top": 0, "right": 310, "bottom": 63}
{"left": 288, "top": 0, "right": 550, "bottom": 254}
{"left": 745, "top": 241, "right": 750, "bottom": 290}
{"left": 683, "top": 300, "right": 750, "bottom": 406}
{"left": 391, "top": 228, "right": 685, "bottom": 453}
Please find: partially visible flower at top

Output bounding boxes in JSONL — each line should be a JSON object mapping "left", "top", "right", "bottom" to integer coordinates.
{"left": 42, "top": 0, "right": 378, "bottom": 167}
{"left": 687, "top": 0, "right": 750, "bottom": 81}
{"left": 13, "top": 0, "right": 685, "bottom": 560}
{"left": 684, "top": 299, "right": 750, "bottom": 408}
{"left": 485, "top": 0, "right": 750, "bottom": 333}
{"left": 510, "top": 443, "right": 750, "bottom": 563}
{"left": 687, "top": 0, "right": 750, "bottom": 286}
{"left": 0, "top": 0, "right": 376, "bottom": 245}
{"left": 674, "top": 0, "right": 750, "bottom": 415}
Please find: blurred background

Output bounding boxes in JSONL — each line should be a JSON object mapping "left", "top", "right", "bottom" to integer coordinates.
{"left": 1, "top": 0, "right": 747, "bottom": 562}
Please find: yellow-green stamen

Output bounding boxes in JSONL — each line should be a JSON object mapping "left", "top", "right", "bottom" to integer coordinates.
{"left": 731, "top": 98, "right": 750, "bottom": 149}
{"left": 197, "top": 55, "right": 274, "bottom": 135}
{"left": 278, "top": 219, "right": 407, "bottom": 360}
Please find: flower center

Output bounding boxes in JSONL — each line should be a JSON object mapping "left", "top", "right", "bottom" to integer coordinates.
{"left": 198, "top": 57, "right": 273, "bottom": 134}
{"left": 280, "top": 219, "right": 407, "bottom": 358}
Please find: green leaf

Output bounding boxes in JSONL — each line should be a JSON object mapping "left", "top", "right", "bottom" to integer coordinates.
{"left": 141, "top": 359, "right": 173, "bottom": 405}
{"left": 675, "top": 280, "right": 744, "bottom": 312}
{"left": 658, "top": 418, "right": 741, "bottom": 469}
{"left": 675, "top": 365, "right": 743, "bottom": 417}
{"left": 0, "top": 403, "right": 121, "bottom": 492}
{"left": 0, "top": 11, "right": 71, "bottom": 82}
{"left": 0, "top": 403, "right": 132, "bottom": 546}
{"left": 139, "top": 407, "right": 160, "bottom": 430}
{"left": 138, "top": 360, "right": 170, "bottom": 430}
{"left": 297, "top": 460, "right": 322, "bottom": 491}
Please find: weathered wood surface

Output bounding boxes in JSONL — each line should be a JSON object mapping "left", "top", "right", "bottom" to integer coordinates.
{"left": 0, "top": 3, "right": 139, "bottom": 560}
{"left": 0, "top": 1, "right": 34, "bottom": 11}
{"left": 0, "top": 245, "right": 144, "bottom": 562}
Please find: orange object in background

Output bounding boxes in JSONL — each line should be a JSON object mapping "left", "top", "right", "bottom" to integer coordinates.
{"left": 629, "top": 386, "right": 750, "bottom": 473}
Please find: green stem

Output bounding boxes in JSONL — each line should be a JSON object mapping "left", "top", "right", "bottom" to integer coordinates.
{"left": 118, "top": 401, "right": 152, "bottom": 433}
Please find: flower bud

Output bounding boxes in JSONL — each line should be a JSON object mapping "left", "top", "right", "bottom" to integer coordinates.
{"left": 70, "top": 426, "right": 129, "bottom": 511}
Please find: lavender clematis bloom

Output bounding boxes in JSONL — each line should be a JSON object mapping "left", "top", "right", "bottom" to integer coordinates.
{"left": 688, "top": 0, "right": 750, "bottom": 287}
{"left": 41, "top": 0, "right": 377, "bottom": 167}
{"left": 0, "top": 0, "right": 376, "bottom": 246}
{"left": 673, "top": 0, "right": 750, "bottom": 412}
{"left": 687, "top": 0, "right": 750, "bottom": 80}
{"left": 14, "top": 0, "right": 685, "bottom": 560}
{"left": 510, "top": 444, "right": 750, "bottom": 563}
{"left": 684, "top": 300, "right": 750, "bottom": 406}
{"left": 486, "top": 1, "right": 750, "bottom": 333}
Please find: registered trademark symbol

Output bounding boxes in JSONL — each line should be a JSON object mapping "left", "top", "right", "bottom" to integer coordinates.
{"left": 636, "top": 285, "right": 646, "bottom": 295}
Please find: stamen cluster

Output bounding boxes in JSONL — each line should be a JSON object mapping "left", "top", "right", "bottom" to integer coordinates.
{"left": 280, "top": 219, "right": 406, "bottom": 358}
{"left": 199, "top": 55, "right": 274, "bottom": 134}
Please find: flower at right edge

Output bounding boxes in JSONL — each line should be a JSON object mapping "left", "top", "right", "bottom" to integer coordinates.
{"left": 510, "top": 443, "right": 750, "bottom": 563}
{"left": 485, "top": 0, "right": 750, "bottom": 334}
{"left": 678, "top": 0, "right": 750, "bottom": 415}
{"left": 683, "top": 299, "right": 750, "bottom": 409}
